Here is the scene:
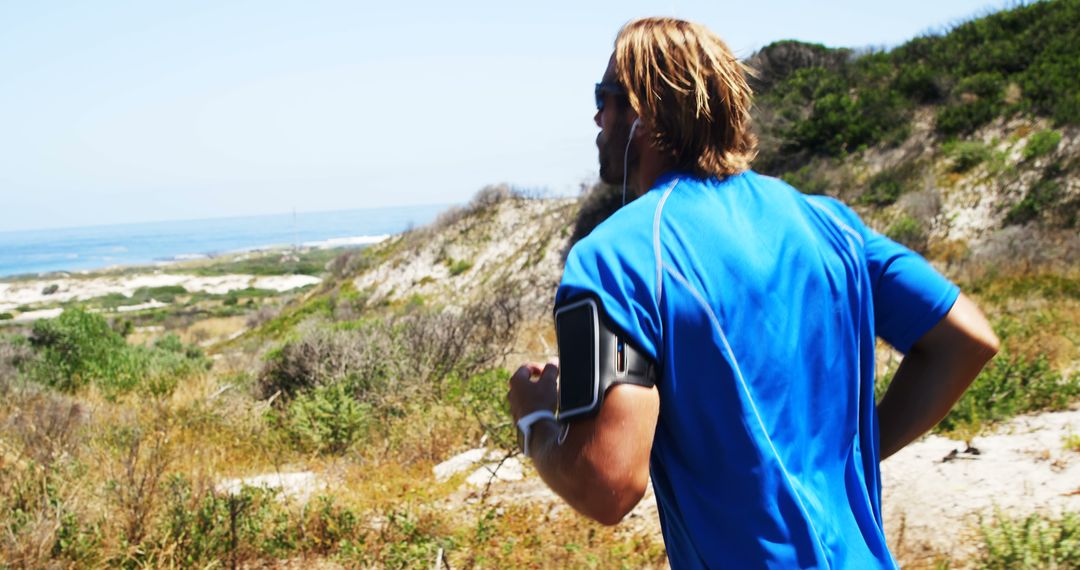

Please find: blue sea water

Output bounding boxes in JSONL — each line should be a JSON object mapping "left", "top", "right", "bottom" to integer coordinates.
{"left": 0, "top": 204, "right": 449, "bottom": 278}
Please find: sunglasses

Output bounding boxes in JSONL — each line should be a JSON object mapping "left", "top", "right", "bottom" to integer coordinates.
{"left": 595, "top": 82, "right": 627, "bottom": 111}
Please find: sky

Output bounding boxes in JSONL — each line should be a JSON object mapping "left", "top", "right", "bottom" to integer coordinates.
{"left": 0, "top": 0, "right": 1012, "bottom": 232}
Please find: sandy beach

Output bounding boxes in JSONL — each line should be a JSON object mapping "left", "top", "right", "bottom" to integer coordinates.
{"left": 0, "top": 272, "right": 321, "bottom": 317}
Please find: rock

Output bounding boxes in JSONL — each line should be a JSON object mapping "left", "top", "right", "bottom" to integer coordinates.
{"left": 433, "top": 448, "right": 488, "bottom": 482}
{"left": 216, "top": 471, "right": 324, "bottom": 504}
{"left": 466, "top": 457, "right": 524, "bottom": 487}
{"left": 433, "top": 448, "right": 508, "bottom": 482}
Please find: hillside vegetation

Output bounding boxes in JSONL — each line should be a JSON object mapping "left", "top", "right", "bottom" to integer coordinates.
{"left": 1, "top": 3, "right": 1079, "bottom": 568}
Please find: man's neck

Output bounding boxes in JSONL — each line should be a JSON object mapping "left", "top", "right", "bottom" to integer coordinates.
{"left": 634, "top": 144, "right": 676, "bottom": 197}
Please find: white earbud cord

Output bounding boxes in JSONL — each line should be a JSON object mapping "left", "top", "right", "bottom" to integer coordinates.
{"left": 622, "top": 118, "right": 639, "bottom": 206}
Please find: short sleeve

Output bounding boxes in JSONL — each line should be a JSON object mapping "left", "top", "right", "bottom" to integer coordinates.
{"left": 555, "top": 226, "right": 662, "bottom": 361}
{"left": 863, "top": 230, "right": 960, "bottom": 354}
{"left": 807, "top": 195, "right": 959, "bottom": 354}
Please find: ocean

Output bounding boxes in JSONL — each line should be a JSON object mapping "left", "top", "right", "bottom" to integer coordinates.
{"left": 0, "top": 204, "right": 449, "bottom": 278}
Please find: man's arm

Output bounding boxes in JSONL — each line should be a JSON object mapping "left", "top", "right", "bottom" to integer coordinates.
{"left": 877, "top": 293, "right": 999, "bottom": 460}
{"left": 508, "top": 362, "right": 659, "bottom": 525}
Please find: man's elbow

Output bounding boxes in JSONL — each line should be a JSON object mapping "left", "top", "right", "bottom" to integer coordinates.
{"left": 977, "top": 329, "right": 1001, "bottom": 362}
{"left": 966, "top": 314, "right": 1000, "bottom": 364}
{"left": 587, "top": 480, "right": 648, "bottom": 526}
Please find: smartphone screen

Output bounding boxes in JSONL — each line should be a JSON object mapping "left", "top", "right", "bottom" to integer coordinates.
{"left": 556, "top": 300, "right": 598, "bottom": 417}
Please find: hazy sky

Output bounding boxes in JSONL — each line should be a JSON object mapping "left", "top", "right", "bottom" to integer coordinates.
{"left": 0, "top": 0, "right": 1009, "bottom": 232}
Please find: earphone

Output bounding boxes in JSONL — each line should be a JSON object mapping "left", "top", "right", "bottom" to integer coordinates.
{"left": 622, "top": 118, "right": 640, "bottom": 206}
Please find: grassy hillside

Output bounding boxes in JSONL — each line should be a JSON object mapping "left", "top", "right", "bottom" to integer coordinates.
{"left": 752, "top": 0, "right": 1080, "bottom": 166}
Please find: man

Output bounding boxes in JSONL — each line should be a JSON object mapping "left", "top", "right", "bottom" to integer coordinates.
{"left": 507, "top": 17, "right": 999, "bottom": 568}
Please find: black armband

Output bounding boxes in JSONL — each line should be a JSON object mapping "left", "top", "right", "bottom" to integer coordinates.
{"left": 555, "top": 296, "right": 657, "bottom": 421}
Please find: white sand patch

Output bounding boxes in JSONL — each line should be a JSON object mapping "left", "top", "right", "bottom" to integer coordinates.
{"left": 217, "top": 471, "right": 325, "bottom": 504}
{"left": 0, "top": 273, "right": 320, "bottom": 313}
{"left": 881, "top": 407, "right": 1080, "bottom": 562}
{"left": 303, "top": 235, "right": 389, "bottom": 249}
{"left": 251, "top": 274, "right": 322, "bottom": 292}
{"left": 12, "top": 308, "right": 63, "bottom": 322}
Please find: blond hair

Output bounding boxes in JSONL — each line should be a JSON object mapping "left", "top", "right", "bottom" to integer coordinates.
{"left": 614, "top": 18, "right": 757, "bottom": 178}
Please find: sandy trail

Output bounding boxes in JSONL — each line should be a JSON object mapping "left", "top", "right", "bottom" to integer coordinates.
{"left": 881, "top": 407, "right": 1080, "bottom": 565}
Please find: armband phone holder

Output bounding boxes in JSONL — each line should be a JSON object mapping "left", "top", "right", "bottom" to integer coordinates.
{"left": 555, "top": 297, "right": 656, "bottom": 421}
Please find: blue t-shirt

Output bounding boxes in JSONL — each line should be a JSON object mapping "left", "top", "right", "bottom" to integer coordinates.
{"left": 556, "top": 171, "right": 959, "bottom": 569}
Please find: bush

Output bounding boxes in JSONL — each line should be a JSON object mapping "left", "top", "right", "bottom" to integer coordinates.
{"left": 886, "top": 214, "right": 928, "bottom": 253}
{"left": 944, "top": 140, "right": 992, "bottom": 173}
{"left": 0, "top": 312, "right": 13, "bottom": 320}
{"left": 1005, "top": 177, "right": 1061, "bottom": 226}
{"left": 327, "top": 248, "right": 374, "bottom": 278}
{"left": 394, "top": 282, "right": 523, "bottom": 398}
{"left": 161, "top": 476, "right": 287, "bottom": 566}
{"left": 978, "top": 511, "right": 1080, "bottom": 569}
{"left": 1023, "top": 129, "right": 1063, "bottom": 160}
{"left": 780, "top": 164, "right": 830, "bottom": 195}
{"left": 937, "top": 351, "right": 1080, "bottom": 435}
{"left": 286, "top": 382, "right": 371, "bottom": 454}
{"left": 27, "top": 308, "right": 209, "bottom": 396}
{"left": 29, "top": 308, "right": 128, "bottom": 391}
{"left": 447, "top": 259, "right": 473, "bottom": 276}
{"left": 6, "top": 391, "right": 86, "bottom": 468}
{"left": 892, "top": 62, "right": 944, "bottom": 103}
{"left": 567, "top": 182, "right": 622, "bottom": 250}
{"left": 448, "top": 369, "right": 516, "bottom": 450}
{"left": 257, "top": 321, "right": 400, "bottom": 401}
{"left": 0, "top": 335, "right": 34, "bottom": 390}
{"left": 859, "top": 163, "right": 921, "bottom": 206}
{"left": 41, "top": 284, "right": 59, "bottom": 296}
{"left": 936, "top": 99, "right": 1000, "bottom": 137}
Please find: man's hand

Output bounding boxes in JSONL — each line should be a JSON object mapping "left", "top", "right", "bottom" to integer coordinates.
{"left": 506, "top": 360, "right": 659, "bottom": 525}
{"left": 507, "top": 361, "right": 559, "bottom": 425}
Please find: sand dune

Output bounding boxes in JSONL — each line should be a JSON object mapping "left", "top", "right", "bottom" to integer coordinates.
{"left": 0, "top": 273, "right": 321, "bottom": 313}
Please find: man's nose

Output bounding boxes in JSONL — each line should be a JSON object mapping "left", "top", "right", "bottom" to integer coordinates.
{"left": 594, "top": 108, "right": 602, "bottom": 128}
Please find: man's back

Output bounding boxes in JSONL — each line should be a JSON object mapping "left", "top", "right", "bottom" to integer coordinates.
{"left": 558, "top": 170, "right": 958, "bottom": 568}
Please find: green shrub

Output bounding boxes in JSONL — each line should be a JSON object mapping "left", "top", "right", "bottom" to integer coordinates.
{"left": 892, "top": 62, "right": 944, "bottom": 103}
{"left": 780, "top": 165, "right": 830, "bottom": 195}
{"left": 286, "top": 382, "right": 371, "bottom": 454}
{"left": 945, "top": 140, "right": 993, "bottom": 173}
{"left": 978, "top": 511, "right": 1080, "bottom": 569}
{"left": 0, "top": 312, "right": 12, "bottom": 320}
{"left": 27, "top": 308, "right": 209, "bottom": 396}
{"left": 449, "top": 369, "right": 516, "bottom": 450}
{"left": 936, "top": 100, "right": 1000, "bottom": 137}
{"left": 1023, "top": 129, "right": 1063, "bottom": 160}
{"left": 134, "top": 285, "right": 186, "bottom": 303}
{"left": 1005, "top": 177, "right": 1061, "bottom": 225}
{"left": 885, "top": 214, "right": 927, "bottom": 253}
{"left": 29, "top": 308, "right": 128, "bottom": 391}
{"left": 447, "top": 259, "right": 473, "bottom": 276}
{"left": 938, "top": 351, "right": 1080, "bottom": 435}
{"left": 860, "top": 164, "right": 920, "bottom": 206}
{"left": 162, "top": 475, "right": 286, "bottom": 565}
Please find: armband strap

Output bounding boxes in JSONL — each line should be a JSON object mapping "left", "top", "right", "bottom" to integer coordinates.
{"left": 554, "top": 296, "right": 657, "bottom": 421}
{"left": 516, "top": 410, "right": 556, "bottom": 458}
